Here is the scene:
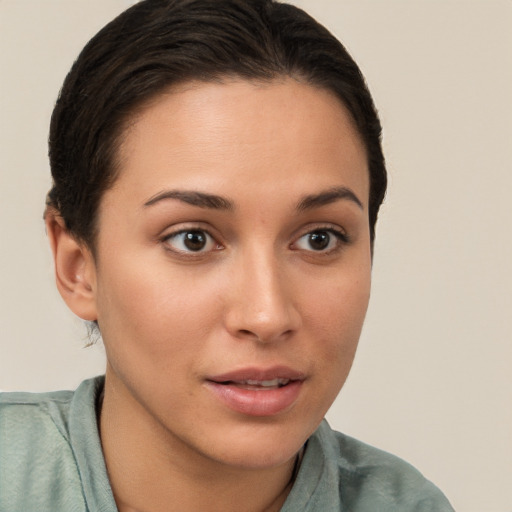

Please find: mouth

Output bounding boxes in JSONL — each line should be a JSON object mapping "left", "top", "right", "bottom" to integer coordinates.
{"left": 214, "top": 378, "right": 292, "bottom": 390}
{"left": 205, "top": 367, "right": 305, "bottom": 416}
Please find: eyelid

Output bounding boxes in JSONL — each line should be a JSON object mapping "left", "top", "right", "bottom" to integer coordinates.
{"left": 291, "top": 224, "right": 350, "bottom": 254}
{"left": 292, "top": 223, "right": 348, "bottom": 240}
{"left": 161, "top": 225, "right": 223, "bottom": 255}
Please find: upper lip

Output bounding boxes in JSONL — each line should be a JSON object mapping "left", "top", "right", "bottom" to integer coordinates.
{"left": 206, "top": 366, "right": 306, "bottom": 384}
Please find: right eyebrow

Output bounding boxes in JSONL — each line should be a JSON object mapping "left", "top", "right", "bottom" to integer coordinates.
{"left": 143, "top": 190, "right": 234, "bottom": 210}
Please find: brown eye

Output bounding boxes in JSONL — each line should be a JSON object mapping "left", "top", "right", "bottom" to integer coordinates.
{"left": 307, "top": 231, "right": 330, "bottom": 251}
{"left": 164, "top": 229, "right": 217, "bottom": 253}
{"left": 183, "top": 231, "right": 208, "bottom": 251}
{"left": 294, "top": 229, "right": 347, "bottom": 253}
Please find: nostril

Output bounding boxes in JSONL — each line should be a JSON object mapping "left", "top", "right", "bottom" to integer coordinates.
{"left": 236, "top": 327, "right": 295, "bottom": 343}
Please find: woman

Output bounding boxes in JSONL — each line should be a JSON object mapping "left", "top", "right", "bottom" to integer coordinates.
{"left": 0, "top": 1, "right": 454, "bottom": 510}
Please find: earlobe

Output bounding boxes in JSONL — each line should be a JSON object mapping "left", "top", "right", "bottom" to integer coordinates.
{"left": 45, "top": 210, "right": 98, "bottom": 321}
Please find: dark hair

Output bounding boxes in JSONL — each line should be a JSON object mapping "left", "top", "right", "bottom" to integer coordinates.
{"left": 48, "top": 0, "right": 386, "bottom": 248}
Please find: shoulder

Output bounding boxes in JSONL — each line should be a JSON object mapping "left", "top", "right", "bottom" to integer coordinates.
{"left": 0, "top": 379, "right": 103, "bottom": 511}
{"left": 0, "top": 387, "right": 74, "bottom": 430}
{"left": 328, "top": 424, "right": 454, "bottom": 510}
{"left": 0, "top": 388, "right": 76, "bottom": 468}
{"left": 285, "top": 421, "right": 455, "bottom": 512}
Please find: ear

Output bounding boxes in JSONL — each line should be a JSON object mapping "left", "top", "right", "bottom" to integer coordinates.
{"left": 45, "top": 210, "right": 98, "bottom": 321}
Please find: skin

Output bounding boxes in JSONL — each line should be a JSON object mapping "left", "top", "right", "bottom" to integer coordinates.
{"left": 47, "top": 78, "right": 371, "bottom": 512}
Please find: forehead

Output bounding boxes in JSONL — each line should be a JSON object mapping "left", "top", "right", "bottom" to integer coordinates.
{"left": 111, "top": 78, "right": 369, "bottom": 207}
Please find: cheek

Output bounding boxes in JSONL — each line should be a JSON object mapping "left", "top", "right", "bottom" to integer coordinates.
{"left": 94, "top": 264, "right": 221, "bottom": 411}
{"left": 94, "top": 254, "right": 219, "bottom": 359}
{"left": 305, "top": 267, "right": 371, "bottom": 334}
{"left": 303, "top": 267, "right": 371, "bottom": 378}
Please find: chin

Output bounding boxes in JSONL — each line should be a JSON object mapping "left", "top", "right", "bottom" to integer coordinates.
{"left": 204, "top": 418, "right": 315, "bottom": 470}
{"left": 216, "top": 444, "right": 299, "bottom": 470}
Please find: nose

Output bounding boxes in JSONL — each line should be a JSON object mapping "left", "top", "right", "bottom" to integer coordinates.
{"left": 223, "top": 250, "right": 301, "bottom": 343}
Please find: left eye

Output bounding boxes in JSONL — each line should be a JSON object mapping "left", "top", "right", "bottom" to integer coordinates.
{"left": 164, "top": 229, "right": 217, "bottom": 253}
{"left": 294, "top": 230, "right": 344, "bottom": 252}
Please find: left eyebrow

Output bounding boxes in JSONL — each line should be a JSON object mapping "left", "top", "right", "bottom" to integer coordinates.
{"left": 296, "top": 186, "right": 364, "bottom": 212}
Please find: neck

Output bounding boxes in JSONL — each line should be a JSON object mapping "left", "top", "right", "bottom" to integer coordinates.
{"left": 98, "top": 371, "right": 298, "bottom": 512}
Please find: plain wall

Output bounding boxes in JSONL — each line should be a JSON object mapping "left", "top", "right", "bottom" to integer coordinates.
{"left": 0, "top": 1, "right": 511, "bottom": 510}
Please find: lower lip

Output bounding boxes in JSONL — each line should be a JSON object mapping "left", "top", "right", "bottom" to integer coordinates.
{"left": 205, "top": 380, "right": 303, "bottom": 417}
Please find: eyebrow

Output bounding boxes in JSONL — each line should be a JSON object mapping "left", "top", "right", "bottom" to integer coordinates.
{"left": 296, "top": 186, "right": 363, "bottom": 212}
{"left": 143, "top": 190, "right": 234, "bottom": 210}
{"left": 143, "top": 186, "right": 363, "bottom": 212}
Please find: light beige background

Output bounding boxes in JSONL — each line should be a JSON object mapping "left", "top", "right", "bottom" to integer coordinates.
{"left": 1, "top": 1, "right": 511, "bottom": 510}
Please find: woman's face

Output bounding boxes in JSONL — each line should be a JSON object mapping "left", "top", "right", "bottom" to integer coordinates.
{"left": 90, "top": 79, "right": 371, "bottom": 469}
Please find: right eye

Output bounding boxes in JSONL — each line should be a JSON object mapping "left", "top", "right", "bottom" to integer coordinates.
{"left": 163, "top": 229, "right": 219, "bottom": 253}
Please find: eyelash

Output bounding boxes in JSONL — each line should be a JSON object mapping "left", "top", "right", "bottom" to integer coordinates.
{"left": 291, "top": 225, "right": 349, "bottom": 255}
{"left": 161, "top": 225, "right": 350, "bottom": 257}
{"left": 162, "top": 228, "right": 221, "bottom": 256}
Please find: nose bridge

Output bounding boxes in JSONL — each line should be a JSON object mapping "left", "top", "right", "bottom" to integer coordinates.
{"left": 225, "top": 243, "right": 299, "bottom": 342}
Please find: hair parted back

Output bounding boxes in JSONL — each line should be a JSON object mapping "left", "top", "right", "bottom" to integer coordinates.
{"left": 48, "top": 0, "right": 387, "bottom": 248}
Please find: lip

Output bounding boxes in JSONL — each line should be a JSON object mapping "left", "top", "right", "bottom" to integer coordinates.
{"left": 205, "top": 366, "right": 305, "bottom": 417}
{"left": 207, "top": 366, "right": 306, "bottom": 384}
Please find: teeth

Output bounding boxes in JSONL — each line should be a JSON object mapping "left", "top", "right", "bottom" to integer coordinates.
{"left": 243, "top": 378, "right": 290, "bottom": 387}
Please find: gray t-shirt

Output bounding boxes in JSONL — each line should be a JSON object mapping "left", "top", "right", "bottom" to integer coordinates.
{"left": 0, "top": 377, "right": 454, "bottom": 511}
